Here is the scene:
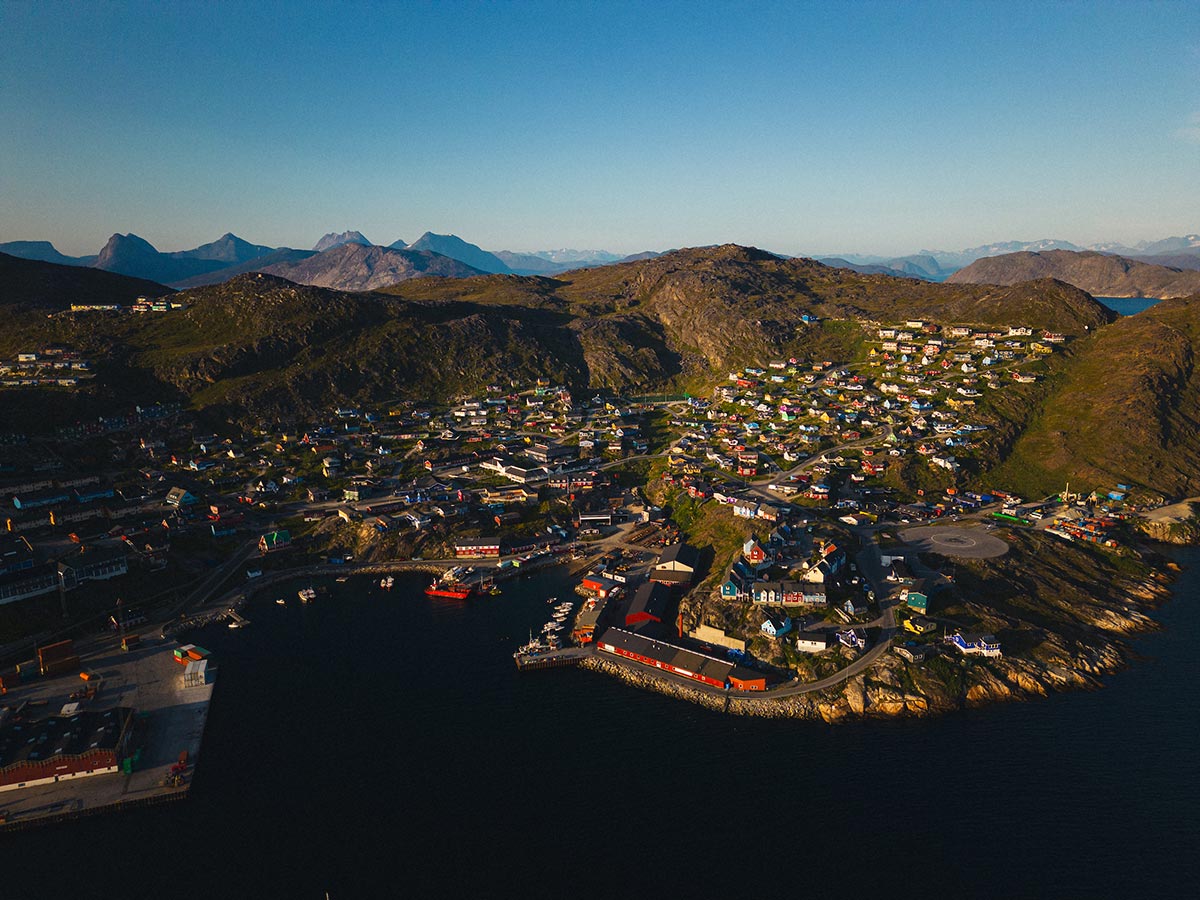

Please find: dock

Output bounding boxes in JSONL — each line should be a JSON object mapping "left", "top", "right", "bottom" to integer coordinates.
{"left": 224, "top": 609, "right": 250, "bottom": 628}
{"left": 513, "top": 646, "right": 592, "bottom": 670}
{"left": 0, "top": 640, "right": 216, "bottom": 832}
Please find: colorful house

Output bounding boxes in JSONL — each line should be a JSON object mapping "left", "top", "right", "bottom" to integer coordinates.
{"left": 948, "top": 632, "right": 1002, "bottom": 657}
{"left": 903, "top": 590, "right": 929, "bottom": 614}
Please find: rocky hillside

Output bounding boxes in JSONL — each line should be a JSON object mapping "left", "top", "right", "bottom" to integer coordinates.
{"left": 0, "top": 245, "right": 1141, "bottom": 456}
{"left": 991, "top": 295, "right": 1200, "bottom": 498}
{"left": 260, "top": 243, "right": 485, "bottom": 291}
{"left": 0, "top": 251, "right": 172, "bottom": 311}
{"left": 948, "top": 249, "right": 1200, "bottom": 298}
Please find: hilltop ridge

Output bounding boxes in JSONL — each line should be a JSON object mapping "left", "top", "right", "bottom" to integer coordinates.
{"left": 948, "top": 249, "right": 1200, "bottom": 299}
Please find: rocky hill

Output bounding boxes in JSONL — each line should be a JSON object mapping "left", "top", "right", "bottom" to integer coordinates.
{"left": 0, "top": 251, "right": 171, "bottom": 311}
{"left": 992, "top": 294, "right": 1200, "bottom": 498}
{"left": 947, "top": 249, "right": 1200, "bottom": 298}
{"left": 259, "top": 243, "right": 485, "bottom": 291}
{"left": 0, "top": 245, "right": 1141, "bottom": 484}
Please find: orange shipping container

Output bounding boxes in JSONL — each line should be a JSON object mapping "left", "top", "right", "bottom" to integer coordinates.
{"left": 187, "top": 650, "right": 203, "bottom": 661}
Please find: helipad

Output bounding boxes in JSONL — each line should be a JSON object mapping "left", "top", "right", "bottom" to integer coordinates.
{"left": 899, "top": 526, "right": 1009, "bottom": 559}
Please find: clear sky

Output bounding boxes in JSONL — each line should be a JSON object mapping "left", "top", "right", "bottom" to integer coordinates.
{"left": 1, "top": 0, "right": 1197, "bottom": 257}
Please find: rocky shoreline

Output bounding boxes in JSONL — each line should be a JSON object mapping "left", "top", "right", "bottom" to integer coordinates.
{"left": 579, "top": 548, "right": 1176, "bottom": 723}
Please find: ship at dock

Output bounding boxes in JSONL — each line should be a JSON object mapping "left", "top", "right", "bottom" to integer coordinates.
{"left": 424, "top": 580, "right": 474, "bottom": 600}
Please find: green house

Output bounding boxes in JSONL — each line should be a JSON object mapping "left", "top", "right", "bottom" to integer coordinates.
{"left": 258, "top": 530, "right": 291, "bottom": 553}
{"left": 904, "top": 590, "right": 928, "bottom": 615}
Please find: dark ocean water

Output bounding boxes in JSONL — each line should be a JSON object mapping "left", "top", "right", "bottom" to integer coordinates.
{"left": 1096, "top": 296, "right": 1161, "bottom": 316}
{"left": 6, "top": 553, "right": 1200, "bottom": 899}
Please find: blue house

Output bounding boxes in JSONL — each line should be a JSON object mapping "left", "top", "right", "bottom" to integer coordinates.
{"left": 761, "top": 614, "right": 792, "bottom": 638}
{"left": 837, "top": 628, "right": 868, "bottom": 650}
{"left": 948, "top": 632, "right": 1002, "bottom": 657}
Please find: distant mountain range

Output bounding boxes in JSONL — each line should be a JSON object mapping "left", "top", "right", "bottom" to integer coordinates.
{"left": 4, "top": 228, "right": 1197, "bottom": 292}
{"left": 826, "top": 235, "right": 1200, "bottom": 278}
{"left": 947, "top": 249, "right": 1200, "bottom": 298}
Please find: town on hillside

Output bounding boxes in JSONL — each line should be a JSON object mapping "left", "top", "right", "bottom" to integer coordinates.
{"left": 0, "top": 309, "right": 1174, "bottom": 827}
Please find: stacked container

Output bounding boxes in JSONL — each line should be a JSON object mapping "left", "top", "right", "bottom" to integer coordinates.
{"left": 38, "top": 640, "right": 80, "bottom": 677}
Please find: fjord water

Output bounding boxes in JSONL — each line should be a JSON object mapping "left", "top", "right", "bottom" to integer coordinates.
{"left": 1097, "top": 296, "right": 1161, "bottom": 316}
{"left": 7, "top": 555, "right": 1200, "bottom": 899}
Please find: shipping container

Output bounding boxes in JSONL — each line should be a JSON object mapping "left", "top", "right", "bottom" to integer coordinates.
{"left": 37, "top": 640, "right": 76, "bottom": 667}
{"left": 182, "top": 659, "right": 210, "bottom": 687}
{"left": 40, "top": 654, "right": 81, "bottom": 677}
{"left": 173, "top": 654, "right": 189, "bottom": 665}
{"left": 187, "top": 649, "right": 203, "bottom": 661}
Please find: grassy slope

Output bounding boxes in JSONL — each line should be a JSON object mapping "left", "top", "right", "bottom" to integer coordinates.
{"left": 992, "top": 296, "right": 1200, "bottom": 498}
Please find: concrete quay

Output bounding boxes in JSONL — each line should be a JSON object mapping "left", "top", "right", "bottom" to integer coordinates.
{"left": 0, "top": 639, "right": 215, "bottom": 831}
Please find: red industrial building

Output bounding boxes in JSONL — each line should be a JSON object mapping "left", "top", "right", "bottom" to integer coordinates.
{"left": 596, "top": 628, "right": 768, "bottom": 691}
{"left": 453, "top": 537, "right": 501, "bottom": 559}
{"left": 624, "top": 582, "right": 669, "bottom": 629}
{"left": 0, "top": 706, "right": 135, "bottom": 793}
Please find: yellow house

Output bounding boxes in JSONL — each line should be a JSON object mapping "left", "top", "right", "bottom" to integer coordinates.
{"left": 904, "top": 615, "right": 937, "bottom": 635}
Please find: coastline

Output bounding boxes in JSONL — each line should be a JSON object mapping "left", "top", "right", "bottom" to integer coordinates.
{"left": 577, "top": 555, "right": 1176, "bottom": 723}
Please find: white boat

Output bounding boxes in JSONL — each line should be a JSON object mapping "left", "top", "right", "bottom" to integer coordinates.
{"left": 298, "top": 587, "right": 317, "bottom": 603}
{"left": 385, "top": 576, "right": 394, "bottom": 589}
{"left": 228, "top": 621, "right": 241, "bottom": 629}
{"left": 275, "top": 598, "right": 286, "bottom": 606}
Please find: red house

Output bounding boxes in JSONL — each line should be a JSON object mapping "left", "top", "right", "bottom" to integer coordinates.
{"left": 743, "top": 538, "right": 766, "bottom": 565}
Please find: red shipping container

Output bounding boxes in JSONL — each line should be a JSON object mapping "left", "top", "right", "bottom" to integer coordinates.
{"left": 174, "top": 655, "right": 189, "bottom": 665}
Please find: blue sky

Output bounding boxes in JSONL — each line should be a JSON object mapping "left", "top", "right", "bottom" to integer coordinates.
{"left": 1, "top": 0, "right": 1197, "bottom": 257}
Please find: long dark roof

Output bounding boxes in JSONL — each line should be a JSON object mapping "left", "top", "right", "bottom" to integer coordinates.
{"left": 0, "top": 707, "right": 133, "bottom": 770}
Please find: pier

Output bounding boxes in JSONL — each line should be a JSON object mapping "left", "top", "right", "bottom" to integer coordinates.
{"left": 513, "top": 646, "right": 592, "bottom": 670}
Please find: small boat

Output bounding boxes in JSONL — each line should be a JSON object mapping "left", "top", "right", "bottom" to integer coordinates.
{"left": 275, "top": 598, "right": 286, "bottom": 606}
{"left": 246, "top": 568, "right": 263, "bottom": 579}
{"left": 336, "top": 576, "right": 349, "bottom": 583}
{"left": 228, "top": 621, "right": 241, "bottom": 629}
{"left": 384, "top": 576, "right": 394, "bottom": 590}
{"left": 298, "top": 587, "right": 317, "bottom": 604}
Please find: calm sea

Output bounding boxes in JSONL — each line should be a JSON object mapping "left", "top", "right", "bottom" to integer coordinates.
{"left": 6, "top": 553, "right": 1200, "bottom": 899}
{"left": 1097, "top": 296, "right": 1161, "bottom": 316}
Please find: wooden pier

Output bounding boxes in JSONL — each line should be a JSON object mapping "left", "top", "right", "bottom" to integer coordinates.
{"left": 513, "top": 646, "right": 592, "bottom": 671}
